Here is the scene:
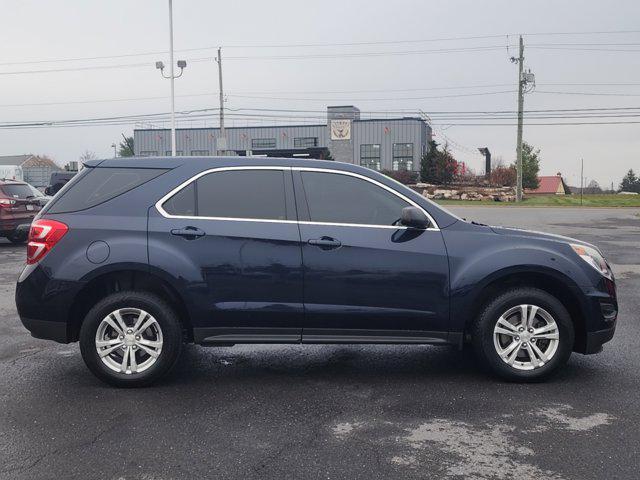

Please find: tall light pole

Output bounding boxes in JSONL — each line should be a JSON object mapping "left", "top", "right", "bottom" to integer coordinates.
{"left": 156, "top": 0, "right": 186, "bottom": 156}
{"left": 111, "top": 143, "right": 117, "bottom": 158}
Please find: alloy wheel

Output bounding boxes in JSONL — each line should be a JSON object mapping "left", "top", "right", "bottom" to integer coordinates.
{"left": 492, "top": 304, "right": 560, "bottom": 371}
{"left": 95, "top": 308, "right": 163, "bottom": 374}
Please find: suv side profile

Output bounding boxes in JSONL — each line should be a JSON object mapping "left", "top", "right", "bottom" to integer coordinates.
{"left": 0, "top": 180, "right": 42, "bottom": 243}
{"left": 16, "top": 157, "right": 618, "bottom": 387}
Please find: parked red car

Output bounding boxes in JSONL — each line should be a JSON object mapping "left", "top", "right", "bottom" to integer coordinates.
{"left": 0, "top": 180, "right": 42, "bottom": 243}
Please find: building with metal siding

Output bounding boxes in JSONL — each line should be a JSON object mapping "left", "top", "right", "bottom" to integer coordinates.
{"left": 134, "top": 106, "right": 431, "bottom": 172}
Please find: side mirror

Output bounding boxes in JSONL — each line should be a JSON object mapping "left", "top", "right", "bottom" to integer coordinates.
{"left": 400, "top": 206, "right": 430, "bottom": 229}
{"left": 44, "top": 187, "right": 52, "bottom": 196}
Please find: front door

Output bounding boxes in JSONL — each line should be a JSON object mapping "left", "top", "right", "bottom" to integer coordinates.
{"left": 294, "top": 169, "right": 450, "bottom": 343}
{"left": 148, "top": 167, "right": 304, "bottom": 344}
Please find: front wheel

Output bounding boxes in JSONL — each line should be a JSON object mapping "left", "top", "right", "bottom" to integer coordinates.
{"left": 471, "top": 287, "right": 574, "bottom": 382}
{"left": 79, "top": 291, "right": 183, "bottom": 387}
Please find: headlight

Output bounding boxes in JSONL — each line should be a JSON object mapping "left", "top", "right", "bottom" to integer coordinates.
{"left": 570, "top": 243, "right": 613, "bottom": 279}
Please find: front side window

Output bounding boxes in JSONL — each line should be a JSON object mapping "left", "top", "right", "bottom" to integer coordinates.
{"left": 300, "top": 171, "right": 410, "bottom": 226}
{"left": 360, "top": 144, "right": 381, "bottom": 171}
{"left": 163, "top": 169, "right": 287, "bottom": 220}
{"left": 251, "top": 138, "right": 276, "bottom": 149}
{"left": 392, "top": 143, "right": 413, "bottom": 171}
{"left": 294, "top": 137, "right": 318, "bottom": 148}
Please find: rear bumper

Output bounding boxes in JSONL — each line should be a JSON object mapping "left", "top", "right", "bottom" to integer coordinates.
{"left": 20, "top": 317, "right": 69, "bottom": 343}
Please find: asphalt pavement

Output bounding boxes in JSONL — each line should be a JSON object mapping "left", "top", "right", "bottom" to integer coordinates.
{"left": 0, "top": 206, "right": 638, "bottom": 480}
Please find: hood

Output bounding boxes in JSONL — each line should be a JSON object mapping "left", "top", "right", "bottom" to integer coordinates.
{"left": 490, "top": 225, "right": 596, "bottom": 249}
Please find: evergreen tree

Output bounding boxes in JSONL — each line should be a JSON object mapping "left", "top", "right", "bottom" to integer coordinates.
{"left": 620, "top": 169, "right": 640, "bottom": 193}
{"left": 520, "top": 142, "right": 540, "bottom": 189}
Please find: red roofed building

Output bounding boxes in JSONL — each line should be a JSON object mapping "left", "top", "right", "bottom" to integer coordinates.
{"left": 526, "top": 173, "right": 569, "bottom": 195}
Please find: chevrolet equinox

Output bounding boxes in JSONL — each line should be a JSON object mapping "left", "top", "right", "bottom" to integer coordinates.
{"left": 15, "top": 157, "right": 618, "bottom": 386}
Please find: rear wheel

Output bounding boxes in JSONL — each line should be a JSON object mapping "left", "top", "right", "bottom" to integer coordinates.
{"left": 79, "top": 291, "right": 182, "bottom": 387}
{"left": 471, "top": 287, "right": 574, "bottom": 381}
{"left": 7, "top": 232, "right": 27, "bottom": 244}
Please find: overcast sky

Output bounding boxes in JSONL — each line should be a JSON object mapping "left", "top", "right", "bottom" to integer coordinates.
{"left": 1, "top": 0, "right": 639, "bottom": 188}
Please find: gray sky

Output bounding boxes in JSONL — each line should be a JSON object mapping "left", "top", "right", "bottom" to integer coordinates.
{"left": 1, "top": 0, "right": 639, "bottom": 188}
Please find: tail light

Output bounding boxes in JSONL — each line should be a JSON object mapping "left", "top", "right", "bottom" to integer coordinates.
{"left": 0, "top": 199, "right": 16, "bottom": 207}
{"left": 27, "top": 219, "right": 68, "bottom": 265}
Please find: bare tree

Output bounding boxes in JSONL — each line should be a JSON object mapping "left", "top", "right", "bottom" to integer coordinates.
{"left": 79, "top": 150, "right": 97, "bottom": 162}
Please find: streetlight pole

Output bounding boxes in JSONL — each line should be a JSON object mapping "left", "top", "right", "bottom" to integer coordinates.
{"left": 156, "top": 0, "right": 186, "bottom": 157}
{"left": 168, "top": 0, "right": 176, "bottom": 157}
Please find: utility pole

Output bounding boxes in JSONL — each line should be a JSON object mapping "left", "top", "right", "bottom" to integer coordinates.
{"left": 215, "top": 47, "right": 227, "bottom": 155}
{"left": 580, "top": 158, "right": 584, "bottom": 206}
{"left": 515, "top": 36, "right": 525, "bottom": 202}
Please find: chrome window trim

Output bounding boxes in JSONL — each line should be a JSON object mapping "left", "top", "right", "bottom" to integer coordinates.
{"left": 155, "top": 165, "right": 439, "bottom": 231}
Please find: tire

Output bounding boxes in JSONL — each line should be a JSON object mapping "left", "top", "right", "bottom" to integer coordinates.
{"left": 8, "top": 232, "right": 27, "bottom": 244}
{"left": 79, "top": 291, "right": 183, "bottom": 387}
{"left": 471, "top": 287, "right": 574, "bottom": 382}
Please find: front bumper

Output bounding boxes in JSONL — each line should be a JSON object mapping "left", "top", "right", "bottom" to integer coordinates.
{"left": 583, "top": 326, "right": 616, "bottom": 354}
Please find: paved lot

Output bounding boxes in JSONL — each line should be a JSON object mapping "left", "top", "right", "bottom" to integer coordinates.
{"left": 0, "top": 207, "right": 638, "bottom": 480}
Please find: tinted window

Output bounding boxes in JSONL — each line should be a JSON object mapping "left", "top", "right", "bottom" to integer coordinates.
{"left": 196, "top": 170, "right": 287, "bottom": 220}
{"left": 163, "top": 182, "right": 196, "bottom": 216}
{"left": 48, "top": 167, "right": 166, "bottom": 213}
{"left": 301, "top": 172, "right": 410, "bottom": 226}
{"left": 1, "top": 184, "right": 34, "bottom": 199}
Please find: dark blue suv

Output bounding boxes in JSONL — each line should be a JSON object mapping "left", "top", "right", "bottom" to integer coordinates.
{"left": 15, "top": 157, "right": 618, "bottom": 386}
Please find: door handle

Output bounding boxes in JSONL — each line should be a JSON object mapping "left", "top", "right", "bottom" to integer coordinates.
{"left": 171, "top": 226, "right": 205, "bottom": 240}
{"left": 308, "top": 237, "right": 342, "bottom": 250}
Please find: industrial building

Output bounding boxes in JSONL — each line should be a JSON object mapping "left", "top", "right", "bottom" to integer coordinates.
{"left": 134, "top": 106, "right": 432, "bottom": 172}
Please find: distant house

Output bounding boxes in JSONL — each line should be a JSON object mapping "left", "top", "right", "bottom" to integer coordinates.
{"left": 526, "top": 173, "right": 569, "bottom": 195}
{"left": 0, "top": 155, "right": 62, "bottom": 188}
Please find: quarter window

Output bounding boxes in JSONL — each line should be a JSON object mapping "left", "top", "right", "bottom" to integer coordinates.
{"left": 300, "top": 171, "right": 410, "bottom": 226}
{"left": 360, "top": 144, "right": 381, "bottom": 171}
{"left": 294, "top": 137, "right": 318, "bottom": 148}
{"left": 163, "top": 169, "right": 288, "bottom": 220}
{"left": 251, "top": 138, "right": 277, "bottom": 149}
{"left": 392, "top": 143, "right": 413, "bottom": 171}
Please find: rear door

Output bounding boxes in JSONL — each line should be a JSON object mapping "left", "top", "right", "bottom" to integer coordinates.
{"left": 294, "top": 168, "right": 450, "bottom": 343}
{"left": 148, "top": 167, "right": 304, "bottom": 344}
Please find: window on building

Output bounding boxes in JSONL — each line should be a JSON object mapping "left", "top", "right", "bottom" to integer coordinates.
{"left": 293, "top": 137, "right": 318, "bottom": 148}
{"left": 251, "top": 138, "right": 277, "bottom": 149}
{"left": 392, "top": 143, "right": 414, "bottom": 171}
{"left": 360, "top": 144, "right": 381, "bottom": 171}
{"left": 139, "top": 151, "right": 158, "bottom": 157}
{"left": 165, "top": 150, "right": 183, "bottom": 156}
{"left": 190, "top": 150, "right": 209, "bottom": 156}
{"left": 195, "top": 169, "right": 287, "bottom": 220}
{"left": 300, "top": 171, "right": 410, "bottom": 226}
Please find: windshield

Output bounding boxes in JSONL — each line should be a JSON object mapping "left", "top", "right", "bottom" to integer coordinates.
{"left": 1, "top": 183, "right": 34, "bottom": 199}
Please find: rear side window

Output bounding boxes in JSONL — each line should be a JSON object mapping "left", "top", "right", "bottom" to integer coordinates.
{"left": 163, "top": 182, "right": 196, "bottom": 216}
{"left": 48, "top": 167, "right": 166, "bottom": 213}
{"left": 1, "top": 184, "right": 33, "bottom": 199}
{"left": 162, "top": 169, "right": 287, "bottom": 220}
{"left": 301, "top": 171, "right": 410, "bottom": 226}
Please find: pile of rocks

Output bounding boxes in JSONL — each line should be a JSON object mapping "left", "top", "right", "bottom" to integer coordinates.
{"left": 413, "top": 183, "right": 517, "bottom": 202}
